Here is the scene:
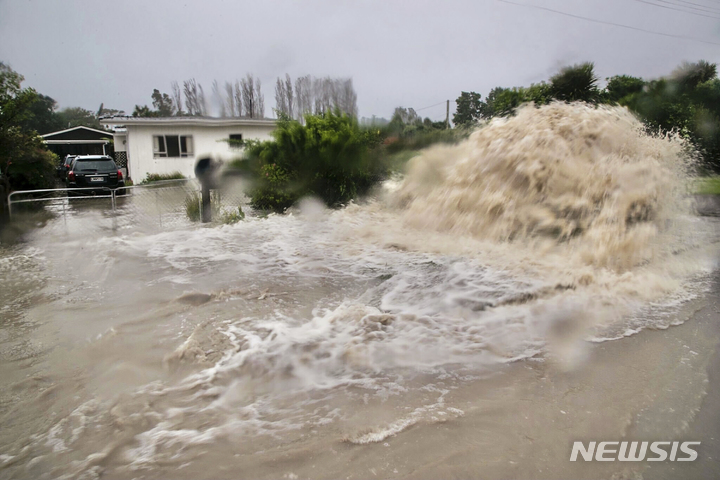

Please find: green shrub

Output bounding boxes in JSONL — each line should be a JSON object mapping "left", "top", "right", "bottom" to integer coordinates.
{"left": 248, "top": 163, "right": 297, "bottom": 211}
{"left": 245, "top": 112, "right": 388, "bottom": 212}
{"left": 5, "top": 147, "right": 57, "bottom": 191}
{"left": 141, "top": 171, "right": 185, "bottom": 184}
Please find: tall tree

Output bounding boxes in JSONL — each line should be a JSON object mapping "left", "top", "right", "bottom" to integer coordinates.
{"left": 453, "top": 91, "right": 483, "bottom": 126}
{"left": 285, "top": 74, "right": 294, "bottom": 120}
{"left": 0, "top": 62, "right": 56, "bottom": 196}
{"left": 57, "top": 107, "right": 101, "bottom": 128}
{"left": 275, "top": 77, "right": 288, "bottom": 117}
{"left": 241, "top": 74, "right": 264, "bottom": 118}
{"left": 233, "top": 80, "right": 243, "bottom": 117}
{"left": 183, "top": 79, "right": 205, "bottom": 116}
{"left": 295, "top": 75, "right": 312, "bottom": 121}
{"left": 151, "top": 89, "right": 175, "bottom": 116}
{"left": 212, "top": 80, "right": 227, "bottom": 117}
{"left": 22, "top": 93, "right": 64, "bottom": 134}
{"left": 171, "top": 81, "right": 183, "bottom": 115}
{"left": 96, "top": 104, "right": 126, "bottom": 118}
{"left": 281, "top": 75, "right": 357, "bottom": 121}
{"left": 224, "top": 81, "right": 236, "bottom": 117}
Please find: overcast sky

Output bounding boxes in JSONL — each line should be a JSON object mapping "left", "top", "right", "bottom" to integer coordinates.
{"left": 1, "top": 0, "right": 719, "bottom": 121}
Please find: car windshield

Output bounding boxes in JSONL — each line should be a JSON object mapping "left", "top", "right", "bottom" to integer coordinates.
{"left": 74, "top": 160, "right": 116, "bottom": 172}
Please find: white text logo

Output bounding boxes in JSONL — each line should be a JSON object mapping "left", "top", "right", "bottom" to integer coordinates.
{"left": 570, "top": 441, "right": 700, "bottom": 462}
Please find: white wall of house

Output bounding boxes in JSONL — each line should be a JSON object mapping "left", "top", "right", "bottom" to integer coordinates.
{"left": 114, "top": 133, "right": 127, "bottom": 152}
{"left": 106, "top": 121, "right": 275, "bottom": 182}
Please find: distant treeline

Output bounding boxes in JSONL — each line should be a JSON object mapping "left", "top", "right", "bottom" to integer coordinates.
{"left": 452, "top": 61, "right": 720, "bottom": 172}
{"left": 131, "top": 74, "right": 358, "bottom": 121}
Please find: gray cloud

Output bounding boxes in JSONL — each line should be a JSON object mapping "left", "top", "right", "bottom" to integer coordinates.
{"left": 1, "top": 0, "right": 718, "bottom": 120}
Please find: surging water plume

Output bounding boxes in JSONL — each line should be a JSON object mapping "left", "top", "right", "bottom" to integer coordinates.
{"left": 396, "top": 102, "right": 692, "bottom": 270}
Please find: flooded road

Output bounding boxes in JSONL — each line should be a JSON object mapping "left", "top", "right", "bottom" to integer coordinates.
{"left": 2, "top": 103, "right": 720, "bottom": 479}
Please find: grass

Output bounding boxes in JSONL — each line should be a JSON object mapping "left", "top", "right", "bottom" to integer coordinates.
{"left": 693, "top": 176, "right": 720, "bottom": 195}
{"left": 184, "top": 191, "right": 201, "bottom": 222}
{"left": 184, "top": 191, "right": 242, "bottom": 223}
{"left": 219, "top": 206, "right": 245, "bottom": 224}
{"left": 140, "top": 171, "right": 185, "bottom": 184}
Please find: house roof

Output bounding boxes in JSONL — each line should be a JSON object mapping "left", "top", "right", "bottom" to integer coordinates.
{"left": 42, "top": 125, "right": 114, "bottom": 141}
{"left": 100, "top": 116, "right": 276, "bottom": 127}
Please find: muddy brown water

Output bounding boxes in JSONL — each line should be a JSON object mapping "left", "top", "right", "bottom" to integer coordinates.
{"left": 2, "top": 104, "right": 720, "bottom": 479}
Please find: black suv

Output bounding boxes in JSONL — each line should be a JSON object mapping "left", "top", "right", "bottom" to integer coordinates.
{"left": 66, "top": 155, "right": 125, "bottom": 194}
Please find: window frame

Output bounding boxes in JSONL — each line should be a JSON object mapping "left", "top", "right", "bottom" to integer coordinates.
{"left": 153, "top": 135, "right": 194, "bottom": 158}
{"left": 228, "top": 133, "right": 243, "bottom": 150}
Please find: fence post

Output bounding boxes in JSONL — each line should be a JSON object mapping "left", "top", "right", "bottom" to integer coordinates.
{"left": 156, "top": 188, "right": 162, "bottom": 228}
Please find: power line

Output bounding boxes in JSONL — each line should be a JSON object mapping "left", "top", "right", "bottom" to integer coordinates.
{"left": 496, "top": 0, "right": 720, "bottom": 46}
{"left": 415, "top": 101, "right": 447, "bottom": 112}
{"left": 658, "top": 0, "right": 720, "bottom": 13}
{"left": 633, "top": 0, "right": 720, "bottom": 19}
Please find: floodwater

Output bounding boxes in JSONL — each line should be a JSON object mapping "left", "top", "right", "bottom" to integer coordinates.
{"left": 1, "top": 103, "right": 720, "bottom": 480}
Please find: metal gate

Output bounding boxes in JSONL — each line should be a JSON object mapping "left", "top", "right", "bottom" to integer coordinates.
{"left": 6, "top": 179, "right": 203, "bottom": 235}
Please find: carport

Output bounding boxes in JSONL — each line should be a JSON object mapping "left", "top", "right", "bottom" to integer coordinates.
{"left": 41, "top": 126, "right": 114, "bottom": 157}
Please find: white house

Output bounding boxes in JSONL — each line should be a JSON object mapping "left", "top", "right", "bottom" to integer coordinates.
{"left": 100, "top": 117, "right": 276, "bottom": 182}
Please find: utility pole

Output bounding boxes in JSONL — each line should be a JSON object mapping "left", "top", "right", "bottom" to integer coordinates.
{"left": 446, "top": 100, "right": 450, "bottom": 129}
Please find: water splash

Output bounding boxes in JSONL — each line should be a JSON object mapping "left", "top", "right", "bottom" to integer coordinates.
{"left": 395, "top": 102, "right": 692, "bottom": 270}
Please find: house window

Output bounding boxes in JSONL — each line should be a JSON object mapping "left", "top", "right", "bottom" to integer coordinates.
{"left": 153, "top": 135, "right": 193, "bottom": 158}
{"left": 228, "top": 133, "right": 243, "bottom": 149}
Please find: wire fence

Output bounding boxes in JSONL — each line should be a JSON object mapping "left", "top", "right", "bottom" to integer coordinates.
{"left": 6, "top": 179, "right": 250, "bottom": 238}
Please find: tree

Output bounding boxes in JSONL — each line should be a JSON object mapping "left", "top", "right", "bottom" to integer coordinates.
{"left": 56, "top": 106, "right": 100, "bottom": 129}
{"left": 295, "top": 75, "right": 312, "bottom": 121}
{"left": 453, "top": 91, "right": 483, "bottom": 126}
{"left": 285, "top": 74, "right": 294, "bottom": 120}
{"left": 621, "top": 61, "right": 720, "bottom": 171}
{"left": 22, "top": 94, "right": 64, "bottom": 134}
{"left": 549, "top": 62, "right": 601, "bottom": 104}
{"left": 275, "top": 76, "right": 288, "bottom": 117}
{"left": 478, "top": 87, "right": 504, "bottom": 119}
{"left": 274, "top": 74, "right": 298, "bottom": 118}
{"left": 241, "top": 74, "right": 264, "bottom": 118}
{"left": 171, "top": 81, "right": 184, "bottom": 115}
{"left": 278, "top": 75, "right": 357, "bottom": 122}
{"left": 151, "top": 89, "right": 175, "bottom": 116}
{"left": 233, "top": 80, "right": 242, "bottom": 117}
{"left": 225, "top": 81, "right": 239, "bottom": 117}
{"left": 212, "top": 80, "right": 227, "bottom": 117}
{"left": 472, "top": 85, "right": 551, "bottom": 120}
{"left": 183, "top": 79, "right": 206, "bottom": 116}
{"left": 0, "top": 63, "right": 56, "bottom": 199}
{"left": 606, "top": 75, "right": 645, "bottom": 103}
{"left": 96, "top": 103, "right": 125, "bottom": 119}
{"left": 132, "top": 104, "right": 157, "bottom": 117}
{"left": 672, "top": 60, "right": 718, "bottom": 92}
{"left": 524, "top": 82, "right": 552, "bottom": 106}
